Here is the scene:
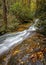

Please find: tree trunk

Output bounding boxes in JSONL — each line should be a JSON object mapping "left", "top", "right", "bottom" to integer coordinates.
{"left": 28, "top": 0, "right": 31, "bottom": 8}
{"left": 35, "top": 0, "right": 46, "bottom": 18}
{"left": 2, "top": 0, "right": 7, "bottom": 32}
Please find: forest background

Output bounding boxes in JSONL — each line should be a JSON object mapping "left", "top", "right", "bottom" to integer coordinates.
{"left": 0, "top": 0, "right": 46, "bottom": 35}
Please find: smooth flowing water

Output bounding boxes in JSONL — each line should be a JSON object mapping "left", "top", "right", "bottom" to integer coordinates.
{"left": 0, "top": 19, "right": 39, "bottom": 56}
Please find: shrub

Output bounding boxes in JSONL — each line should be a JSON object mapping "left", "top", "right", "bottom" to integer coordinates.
{"left": 10, "top": 2, "right": 35, "bottom": 23}
{"left": 8, "top": 17, "right": 20, "bottom": 32}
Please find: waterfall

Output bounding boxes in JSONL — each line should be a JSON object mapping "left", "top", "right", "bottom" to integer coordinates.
{"left": 0, "top": 19, "right": 39, "bottom": 56}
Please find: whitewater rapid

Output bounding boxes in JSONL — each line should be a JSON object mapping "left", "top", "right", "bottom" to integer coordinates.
{"left": 0, "top": 19, "right": 39, "bottom": 56}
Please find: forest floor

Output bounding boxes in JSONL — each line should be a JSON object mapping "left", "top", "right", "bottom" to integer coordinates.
{"left": 7, "top": 23, "right": 31, "bottom": 33}
{"left": 17, "top": 23, "right": 31, "bottom": 31}
{"left": 7, "top": 33, "right": 46, "bottom": 65}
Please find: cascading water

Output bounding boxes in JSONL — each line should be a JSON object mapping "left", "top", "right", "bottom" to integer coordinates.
{"left": 0, "top": 19, "right": 39, "bottom": 56}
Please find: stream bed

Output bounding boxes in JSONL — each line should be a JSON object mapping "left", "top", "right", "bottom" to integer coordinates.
{"left": 0, "top": 19, "right": 46, "bottom": 65}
